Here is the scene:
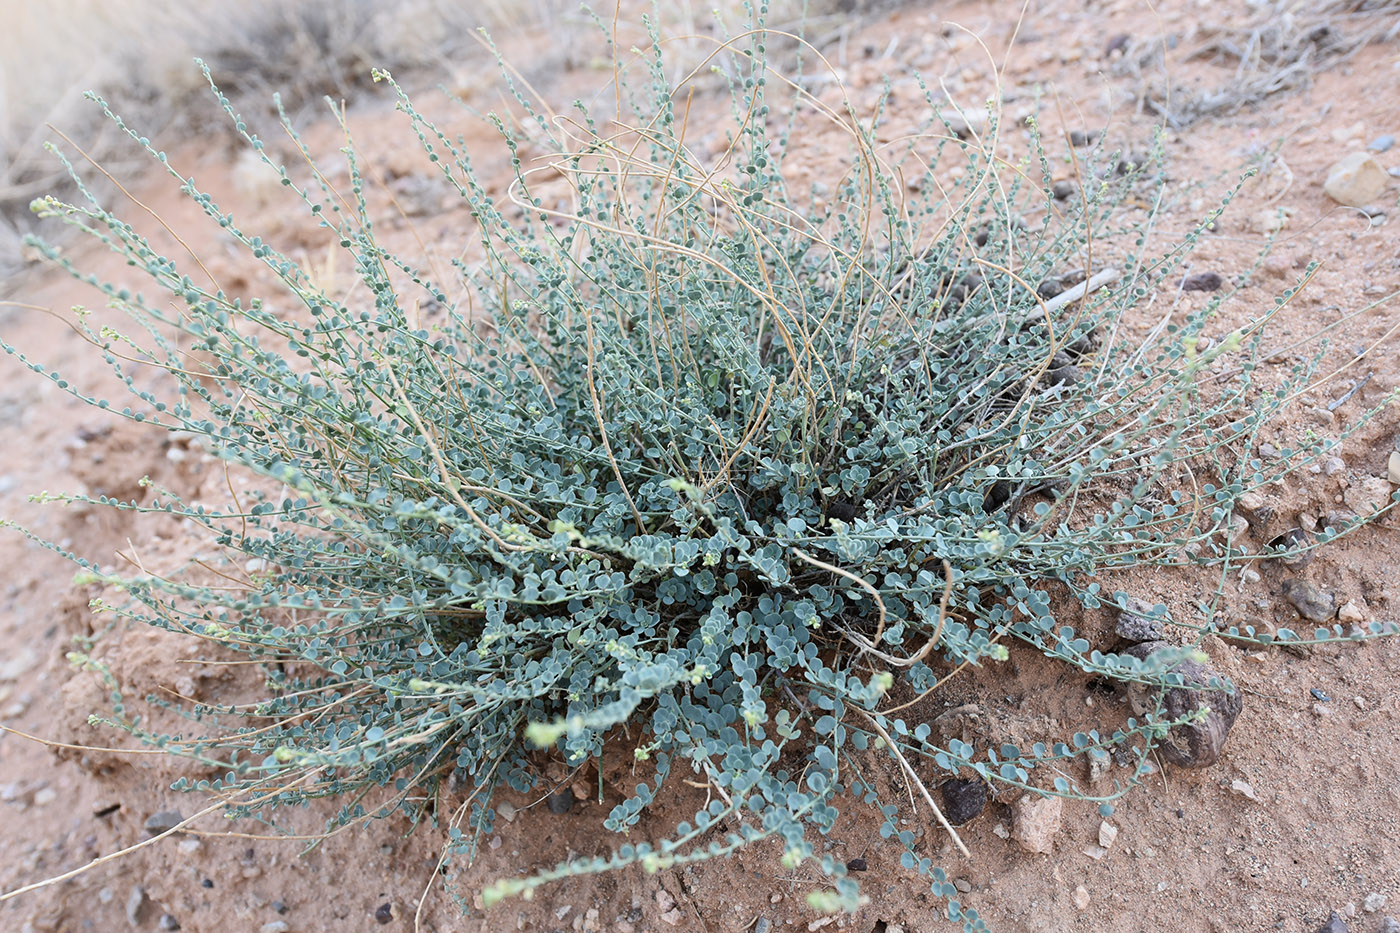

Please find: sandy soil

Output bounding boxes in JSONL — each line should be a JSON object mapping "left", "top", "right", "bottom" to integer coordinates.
{"left": 1, "top": 1, "right": 1399, "bottom": 931}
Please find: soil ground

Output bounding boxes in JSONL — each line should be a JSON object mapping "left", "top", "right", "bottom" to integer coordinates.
{"left": 1, "top": 1, "right": 1399, "bottom": 931}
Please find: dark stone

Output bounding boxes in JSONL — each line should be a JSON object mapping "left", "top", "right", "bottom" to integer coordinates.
{"left": 547, "top": 787, "right": 575, "bottom": 815}
{"left": 272, "top": 901, "right": 288, "bottom": 914}
{"left": 1069, "top": 130, "right": 1098, "bottom": 147}
{"left": 1116, "top": 152, "right": 1149, "bottom": 175}
{"left": 143, "top": 810, "right": 184, "bottom": 836}
{"left": 1042, "top": 351, "right": 1082, "bottom": 387}
{"left": 1105, "top": 33, "right": 1131, "bottom": 56}
{"left": 1123, "top": 641, "right": 1243, "bottom": 768}
{"left": 375, "top": 902, "right": 397, "bottom": 924}
{"left": 845, "top": 857, "right": 868, "bottom": 872}
{"left": 201, "top": 879, "right": 214, "bottom": 889}
{"left": 940, "top": 779, "right": 987, "bottom": 825}
{"left": 1181, "top": 272, "right": 1224, "bottom": 292}
{"left": 1115, "top": 597, "right": 1165, "bottom": 642}
{"left": 1065, "top": 326, "right": 1100, "bottom": 357}
{"left": 1037, "top": 277, "right": 1065, "bottom": 299}
{"left": 983, "top": 480, "right": 1014, "bottom": 512}
{"left": 1282, "top": 578, "right": 1336, "bottom": 623}
{"left": 952, "top": 273, "right": 986, "bottom": 300}
{"left": 1313, "top": 910, "right": 1349, "bottom": 933}
{"left": 1051, "top": 180, "right": 1077, "bottom": 201}
{"left": 826, "top": 499, "right": 858, "bottom": 523}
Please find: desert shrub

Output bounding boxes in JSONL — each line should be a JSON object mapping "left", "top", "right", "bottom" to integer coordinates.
{"left": 9, "top": 9, "right": 1397, "bottom": 929}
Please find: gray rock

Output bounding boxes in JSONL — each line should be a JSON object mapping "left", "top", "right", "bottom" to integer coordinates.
{"left": 1051, "top": 180, "right": 1077, "bottom": 200}
{"left": 1314, "top": 911, "right": 1348, "bottom": 933}
{"left": 125, "top": 886, "right": 149, "bottom": 928}
{"left": 1365, "top": 893, "right": 1389, "bottom": 913}
{"left": 1368, "top": 134, "right": 1395, "bottom": 153}
{"left": 1116, "top": 597, "right": 1165, "bottom": 642}
{"left": 1377, "top": 917, "right": 1400, "bottom": 933}
{"left": 1123, "top": 641, "right": 1242, "bottom": 768}
{"left": 143, "top": 810, "right": 184, "bottom": 836}
{"left": 1181, "top": 271, "right": 1224, "bottom": 292}
{"left": 158, "top": 916, "right": 181, "bottom": 931}
{"left": 1282, "top": 578, "right": 1337, "bottom": 623}
{"left": 547, "top": 787, "right": 575, "bottom": 815}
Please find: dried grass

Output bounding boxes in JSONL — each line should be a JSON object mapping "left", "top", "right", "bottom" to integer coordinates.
{"left": 0, "top": 0, "right": 570, "bottom": 279}
{"left": 1115, "top": 0, "right": 1400, "bottom": 129}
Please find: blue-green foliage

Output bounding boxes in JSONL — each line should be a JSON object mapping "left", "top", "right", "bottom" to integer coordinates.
{"left": 10, "top": 8, "right": 1397, "bottom": 928}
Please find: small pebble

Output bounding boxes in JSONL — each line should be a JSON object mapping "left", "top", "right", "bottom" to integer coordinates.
{"left": 1377, "top": 918, "right": 1400, "bottom": 933}
{"left": 1115, "top": 596, "right": 1166, "bottom": 642}
{"left": 1181, "top": 271, "right": 1223, "bottom": 292}
{"left": 845, "top": 857, "right": 867, "bottom": 872}
{"left": 1282, "top": 578, "right": 1336, "bottom": 623}
{"left": 1051, "top": 180, "right": 1077, "bottom": 200}
{"left": 1098, "top": 821, "right": 1118, "bottom": 848}
{"left": 547, "top": 787, "right": 575, "bottom": 815}
{"left": 1012, "top": 794, "right": 1063, "bottom": 854}
{"left": 1324, "top": 152, "right": 1388, "bottom": 206}
{"left": 158, "top": 916, "right": 180, "bottom": 931}
{"left": 1123, "top": 641, "right": 1242, "bottom": 767}
{"left": 940, "top": 778, "right": 987, "bottom": 825}
{"left": 1368, "top": 134, "right": 1395, "bottom": 153}
{"left": 33, "top": 787, "right": 56, "bottom": 806}
{"left": 1310, "top": 688, "right": 1331, "bottom": 702}
{"left": 1229, "top": 779, "right": 1258, "bottom": 801}
{"left": 260, "top": 923, "right": 291, "bottom": 933}
{"left": 1366, "top": 893, "right": 1390, "bottom": 913}
{"left": 126, "top": 886, "right": 149, "bottom": 928}
{"left": 271, "top": 901, "right": 288, "bottom": 914}
{"left": 1314, "top": 911, "right": 1349, "bottom": 933}
{"left": 144, "top": 810, "right": 184, "bottom": 836}
{"left": 375, "top": 902, "right": 396, "bottom": 924}
{"left": 496, "top": 802, "right": 517, "bottom": 822}
{"left": 1073, "top": 885, "right": 1091, "bottom": 910}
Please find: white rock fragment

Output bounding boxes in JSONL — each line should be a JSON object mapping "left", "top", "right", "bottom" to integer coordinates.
{"left": 1338, "top": 600, "right": 1367, "bottom": 624}
{"left": 1083, "top": 844, "right": 1108, "bottom": 860}
{"left": 1324, "top": 152, "right": 1389, "bottom": 206}
{"left": 1098, "top": 821, "right": 1119, "bottom": 849}
{"left": 1073, "top": 885, "right": 1091, "bottom": 911}
{"left": 1248, "top": 207, "right": 1291, "bottom": 234}
{"left": 1011, "top": 794, "right": 1063, "bottom": 855}
{"left": 992, "top": 822, "right": 1010, "bottom": 839}
{"left": 1363, "top": 892, "right": 1388, "bottom": 912}
{"left": 1389, "top": 450, "right": 1400, "bottom": 485}
{"left": 1345, "top": 475, "right": 1394, "bottom": 515}
{"left": 1229, "top": 779, "right": 1258, "bottom": 801}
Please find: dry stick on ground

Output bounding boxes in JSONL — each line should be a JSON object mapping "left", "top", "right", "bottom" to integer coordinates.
{"left": 850, "top": 705, "right": 971, "bottom": 858}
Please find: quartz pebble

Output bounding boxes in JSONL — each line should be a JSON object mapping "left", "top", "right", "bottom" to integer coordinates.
{"left": 1324, "top": 152, "right": 1388, "bottom": 206}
